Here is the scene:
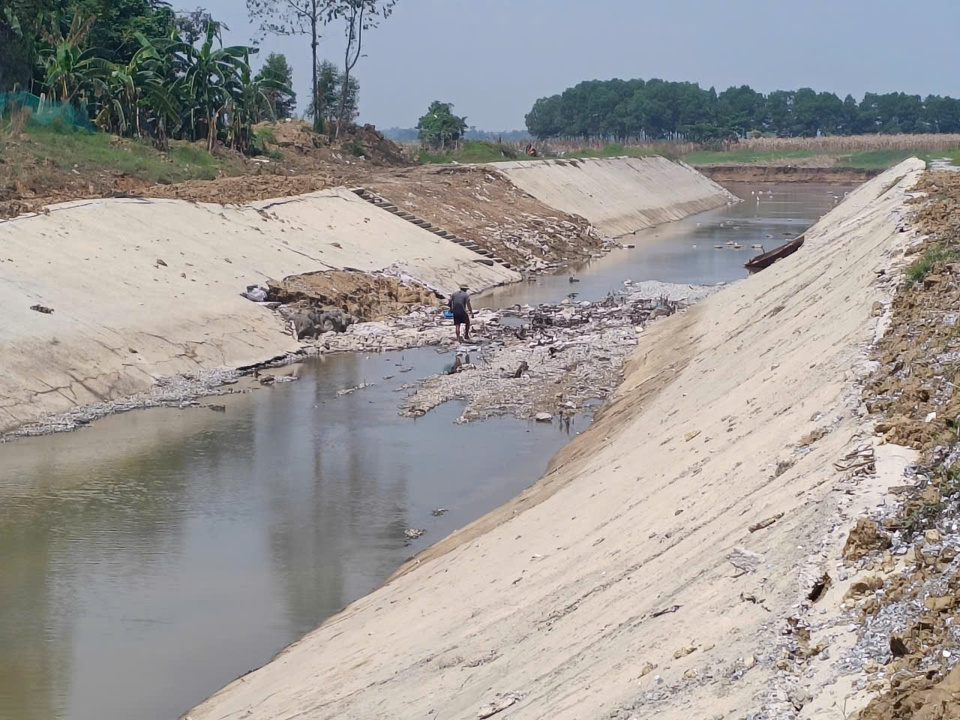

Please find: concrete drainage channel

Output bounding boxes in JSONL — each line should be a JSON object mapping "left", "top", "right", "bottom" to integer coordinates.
{"left": 350, "top": 187, "right": 513, "bottom": 269}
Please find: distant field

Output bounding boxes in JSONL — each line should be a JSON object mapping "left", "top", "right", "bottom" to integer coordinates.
{"left": 682, "top": 134, "right": 960, "bottom": 170}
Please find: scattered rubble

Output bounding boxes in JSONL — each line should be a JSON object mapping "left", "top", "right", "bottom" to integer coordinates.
{"left": 387, "top": 283, "right": 712, "bottom": 422}
{"left": 366, "top": 165, "right": 611, "bottom": 272}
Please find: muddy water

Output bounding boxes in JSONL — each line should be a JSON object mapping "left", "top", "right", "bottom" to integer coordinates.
{"left": 0, "top": 183, "right": 851, "bottom": 720}
{"left": 476, "top": 183, "right": 850, "bottom": 308}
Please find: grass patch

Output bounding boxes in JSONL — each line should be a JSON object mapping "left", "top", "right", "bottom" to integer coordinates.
{"left": 15, "top": 123, "right": 236, "bottom": 184}
{"left": 418, "top": 140, "right": 521, "bottom": 164}
{"left": 841, "top": 149, "right": 919, "bottom": 170}
{"left": 905, "top": 245, "right": 960, "bottom": 286}
{"left": 565, "top": 143, "right": 661, "bottom": 159}
{"left": 682, "top": 148, "right": 819, "bottom": 165}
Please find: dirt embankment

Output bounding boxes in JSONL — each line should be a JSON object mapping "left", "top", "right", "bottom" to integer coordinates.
{"left": 698, "top": 165, "right": 881, "bottom": 185}
{"left": 365, "top": 165, "right": 606, "bottom": 271}
{"left": 186, "top": 161, "right": 925, "bottom": 720}
{"left": 0, "top": 122, "right": 405, "bottom": 219}
{"left": 833, "top": 171, "right": 960, "bottom": 719}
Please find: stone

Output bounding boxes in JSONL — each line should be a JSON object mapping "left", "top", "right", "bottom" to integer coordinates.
{"left": 727, "top": 547, "right": 764, "bottom": 573}
{"left": 924, "top": 529, "right": 941, "bottom": 544}
{"left": 638, "top": 662, "right": 657, "bottom": 677}
{"left": 535, "top": 413, "right": 553, "bottom": 423}
{"left": 674, "top": 646, "right": 697, "bottom": 659}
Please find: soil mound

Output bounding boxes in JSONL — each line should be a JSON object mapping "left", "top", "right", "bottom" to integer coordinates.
{"left": 268, "top": 270, "right": 440, "bottom": 322}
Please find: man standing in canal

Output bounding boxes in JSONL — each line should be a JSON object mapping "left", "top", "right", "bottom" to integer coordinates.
{"left": 449, "top": 284, "right": 475, "bottom": 343}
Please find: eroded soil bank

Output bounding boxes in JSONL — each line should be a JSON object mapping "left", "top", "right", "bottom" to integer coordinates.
{"left": 794, "top": 170, "right": 960, "bottom": 720}
{"left": 187, "top": 163, "right": 929, "bottom": 720}
{"left": 699, "top": 165, "right": 880, "bottom": 185}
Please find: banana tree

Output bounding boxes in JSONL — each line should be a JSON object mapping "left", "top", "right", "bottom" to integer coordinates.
{"left": 94, "top": 33, "right": 179, "bottom": 138}
{"left": 181, "top": 23, "right": 253, "bottom": 151}
{"left": 39, "top": 11, "right": 109, "bottom": 105}
{"left": 225, "top": 50, "right": 289, "bottom": 153}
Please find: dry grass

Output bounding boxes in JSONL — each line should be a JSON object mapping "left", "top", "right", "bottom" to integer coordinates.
{"left": 729, "top": 134, "right": 960, "bottom": 153}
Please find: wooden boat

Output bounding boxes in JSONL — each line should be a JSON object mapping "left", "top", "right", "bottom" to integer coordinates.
{"left": 744, "top": 235, "right": 805, "bottom": 273}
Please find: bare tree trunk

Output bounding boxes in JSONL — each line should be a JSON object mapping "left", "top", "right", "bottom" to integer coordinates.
{"left": 207, "top": 109, "right": 218, "bottom": 152}
{"left": 311, "top": 0, "right": 321, "bottom": 132}
{"left": 336, "top": 3, "right": 364, "bottom": 139}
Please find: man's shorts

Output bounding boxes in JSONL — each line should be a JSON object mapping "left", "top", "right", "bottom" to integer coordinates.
{"left": 453, "top": 307, "right": 468, "bottom": 325}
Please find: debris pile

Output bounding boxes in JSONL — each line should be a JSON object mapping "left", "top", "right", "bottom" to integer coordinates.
{"left": 393, "top": 282, "right": 711, "bottom": 422}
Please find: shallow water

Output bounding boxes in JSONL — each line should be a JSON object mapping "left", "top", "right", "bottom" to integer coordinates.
{"left": 475, "top": 183, "right": 848, "bottom": 308}
{"left": 0, "top": 182, "right": 852, "bottom": 720}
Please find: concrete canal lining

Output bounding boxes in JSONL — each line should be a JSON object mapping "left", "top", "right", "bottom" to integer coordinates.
{"left": 494, "top": 156, "right": 739, "bottom": 237}
{"left": 0, "top": 189, "right": 518, "bottom": 433}
{"left": 188, "top": 160, "right": 925, "bottom": 720}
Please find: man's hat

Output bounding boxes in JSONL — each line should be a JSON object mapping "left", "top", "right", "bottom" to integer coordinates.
{"left": 459, "top": 283, "right": 469, "bottom": 290}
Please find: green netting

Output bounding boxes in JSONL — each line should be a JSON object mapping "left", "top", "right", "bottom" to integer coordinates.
{"left": 0, "top": 91, "right": 94, "bottom": 130}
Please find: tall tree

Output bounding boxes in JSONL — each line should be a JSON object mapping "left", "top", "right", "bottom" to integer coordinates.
{"left": 247, "top": 0, "right": 332, "bottom": 131}
{"left": 326, "top": 0, "right": 396, "bottom": 136}
{"left": 417, "top": 100, "right": 467, "bottom": 149}
{"left": 255, "top": 52, "right": 296, "bottom": 119}
{"left": 304, "top": 60, "right": 357, "bottom": 131}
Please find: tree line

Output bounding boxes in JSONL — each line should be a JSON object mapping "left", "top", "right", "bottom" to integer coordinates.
{"left": 525, "top": 79, "right": 960, "bottom": 142}
{"left": 1, "top": 0, "right": 395, "bottom": 153}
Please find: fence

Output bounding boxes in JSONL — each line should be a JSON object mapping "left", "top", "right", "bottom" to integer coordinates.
{"left": 0, "top": 91, "right": 94, "bottom": 131}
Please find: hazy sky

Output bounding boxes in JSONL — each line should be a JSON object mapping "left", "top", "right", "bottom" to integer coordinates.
{"left": 177, "top": 0, "right": 960, "bottom": 130}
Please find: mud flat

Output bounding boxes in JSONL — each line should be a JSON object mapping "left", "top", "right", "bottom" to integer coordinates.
{"left": 698, "top": 164, "right": 881, "bottom": 185}
{"left": 188, "top": 159, "right": 927, "bottom": 720}
{"left": 0, "top": 190, "right": 517, "bottom": 434}
{"left": 494, "top": 156, "right": 739, "bottom": 237}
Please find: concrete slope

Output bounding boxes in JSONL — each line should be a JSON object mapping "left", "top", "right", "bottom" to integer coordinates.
{"left": 494, "top": 156, "right": 739, "bottom": 237}
{"left": 0, "top": 189, "right": 518, "bottom": 433}
{"left": 189, "top": 160, "right": 924, "bottom": 720}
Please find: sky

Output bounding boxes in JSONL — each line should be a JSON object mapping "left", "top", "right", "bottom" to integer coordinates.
{"left": 177, "top": 0, "right": 960, "bottom": 131}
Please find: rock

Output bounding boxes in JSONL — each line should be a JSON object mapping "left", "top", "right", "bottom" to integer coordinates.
{"left": 638, "top": 662, "right": 658, "bottom": 677}
{"left": 925, "top": 595, "right": 956, "bottom": 612}
{"left": 843, "top": 519, "right": 892, "bottom": 561}
{"left": 727, "top": 547, "right": 764, "bottom": 573}
{"left": 477, "top": 693, "right": 521, "bottom": 719}
{"left": 404, "top": 528, "right": 426, "bottom": 540}
{"left": 924, "top": 529, "right": 942, "bottom": 544}
{"left": 743, "top": 654, "right": 756, "bottom": 669}
{"left": 535, "top": 413, "right": 553, "bottom": 423}
{"left": 29, "top": 304, "right": 54, "bottom": 314}
{"left": 844, "top": 576, "right": 884, "bottom": 600}
{"left": 673, "top": 646, "right": 697, "bottom": 659}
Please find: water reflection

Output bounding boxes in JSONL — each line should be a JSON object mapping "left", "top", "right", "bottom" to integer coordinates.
{"left": 0, "top": 349, "right": 582, "bottom": 720}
